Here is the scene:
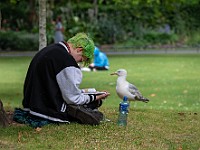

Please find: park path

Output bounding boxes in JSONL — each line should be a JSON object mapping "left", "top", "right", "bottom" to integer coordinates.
{"left": 0, "top": 49, "right": 200, "bottom": 57}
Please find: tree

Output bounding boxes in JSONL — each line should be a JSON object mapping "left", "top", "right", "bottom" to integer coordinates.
{"left": 39, "top": 0, "right": 47, "bottom": 50}
{"left": 0, "top": 10, "right": 1, "bottom": 29}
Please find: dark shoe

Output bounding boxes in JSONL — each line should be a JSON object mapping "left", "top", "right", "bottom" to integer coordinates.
{"left": 67, "top": 105, "right": 104, "bottom": 125}
{"left": 13, "top": 108, "right": 51, "bottom": 128}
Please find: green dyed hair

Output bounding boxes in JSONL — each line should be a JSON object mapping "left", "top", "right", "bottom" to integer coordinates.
{"left": 67, "top": 33, "right": 95, "bottom": 66}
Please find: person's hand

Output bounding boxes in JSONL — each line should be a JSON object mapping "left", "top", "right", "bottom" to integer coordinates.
{"left": 89, "top": 63, "right": 94, "bottom": 67}
{"left": 96, "top": 91, "right": 110, "bottom": 101}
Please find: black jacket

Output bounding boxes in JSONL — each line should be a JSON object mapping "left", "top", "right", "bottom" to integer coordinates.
{"left": 22, "top": 42, "right": 96, "bottom": 122}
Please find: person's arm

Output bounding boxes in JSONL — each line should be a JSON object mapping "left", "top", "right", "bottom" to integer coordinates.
{"left": 56, "top": 67, "right": 109, "bottom": 104}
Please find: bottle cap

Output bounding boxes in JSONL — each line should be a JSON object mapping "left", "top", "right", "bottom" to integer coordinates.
{"left": 123, "top": 96, "right": 128, "bottom": 101}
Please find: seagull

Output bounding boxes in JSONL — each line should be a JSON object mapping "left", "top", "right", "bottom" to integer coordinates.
{"left": 110, "top": 69, "right": 149, "bottom": 103}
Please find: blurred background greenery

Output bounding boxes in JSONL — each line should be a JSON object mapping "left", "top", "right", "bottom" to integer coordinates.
{"left": 0, "top": 0, "right": 200, "bottom": 51}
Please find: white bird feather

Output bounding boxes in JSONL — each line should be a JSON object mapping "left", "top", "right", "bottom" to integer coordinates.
{"left": 111, "top": 69, "right": 149, "bottom": 103}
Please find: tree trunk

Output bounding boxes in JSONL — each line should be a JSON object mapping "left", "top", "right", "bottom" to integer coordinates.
{"left": 0, "top": 100, "right": 9, "bottom": 127}
{"left": 0, "top": 10, "right": 2, "bottom": 30}
{"left": 28, "top": 0, "right": 38, "bottom": 30}
{"left": 93, "top": 0, "right": 98, "bottom": 23}
{"left": 39, "top": 0, "right": 47, "bottom": 50}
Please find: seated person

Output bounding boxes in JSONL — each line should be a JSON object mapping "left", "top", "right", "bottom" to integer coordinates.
{"left": 89, "top": 46, "right": 109, "bottom": 71}
{"left": 13, "top": 33, "right": 110, "bottom": 128}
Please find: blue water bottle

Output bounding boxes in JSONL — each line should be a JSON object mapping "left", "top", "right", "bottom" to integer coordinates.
{"left": 117, "top": 96, "right": 129, "bottom": 126}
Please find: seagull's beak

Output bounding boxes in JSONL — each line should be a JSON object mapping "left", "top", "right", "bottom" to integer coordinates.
{"left": 110, "top": 72, "right": 117, "bottom": 75}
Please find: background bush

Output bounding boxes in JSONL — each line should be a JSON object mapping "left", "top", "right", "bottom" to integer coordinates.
{"left": 0, "top": 31, "right": 39, "bottom": 51}
{"left": 0, "top": 0, "right": 200, "bottom": 51}
{"left": 0, "top": 30, "right": 180, "bottom": 51}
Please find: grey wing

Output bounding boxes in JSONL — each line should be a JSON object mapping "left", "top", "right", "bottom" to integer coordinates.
{"left": 128, "top": 83, "right": 142, "bottom": 96}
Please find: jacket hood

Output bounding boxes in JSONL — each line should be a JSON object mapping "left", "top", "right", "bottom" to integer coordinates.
{"left": 94, "top": 47, "right": 100, "bottom": 56}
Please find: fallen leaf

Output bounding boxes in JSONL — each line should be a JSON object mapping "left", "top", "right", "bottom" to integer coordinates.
{"left": 177, "top": 146, "right": 182, "bottom": 150}
{"left": 35, "top": 127, "right": 42, "bottom": 132}
{"left": 18, "top": 132, "right": 22, "bottom": 143}
{"left": 150, "top": 94, "right": 156, "bottom": 97}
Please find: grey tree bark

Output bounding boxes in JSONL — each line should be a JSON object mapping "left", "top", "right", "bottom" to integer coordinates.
{"left": 39, "top": 0, "right": 47, "bottom": 50}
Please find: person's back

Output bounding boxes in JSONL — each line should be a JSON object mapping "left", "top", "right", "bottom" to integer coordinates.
{"left": 13, "top": 33, "right": 110, "bottom": 128}
{"left": 94, "top": 50, "right": 109, "bottom": 67}
{"left": 92, "top": 47, "right": 109, "bottom": 70}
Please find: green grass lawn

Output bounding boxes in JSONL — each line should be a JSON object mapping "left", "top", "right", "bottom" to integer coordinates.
{"left": 0, "top": 54, "right": 200, "bottom": 150}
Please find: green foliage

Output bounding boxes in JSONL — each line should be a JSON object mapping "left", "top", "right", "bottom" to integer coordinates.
{"left": 143, "top": 31, "right": 178, "bottom": 44}
{"left": 0, "top": 31, "right": 39, "bottom": 51}
{"left": 0, "top": 0, "right": 37, "bottom": 31}
{"left": 186, "top": 30, "right": 200, "bottom": 47}
{"left": 1, "top": 0, "right": 200, "bottom": 47}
